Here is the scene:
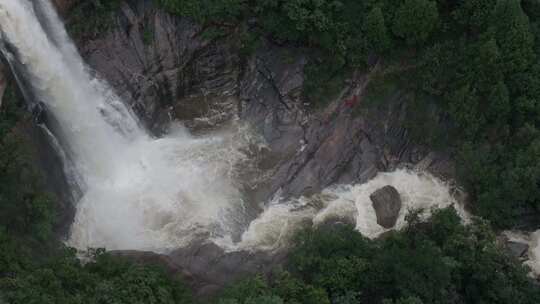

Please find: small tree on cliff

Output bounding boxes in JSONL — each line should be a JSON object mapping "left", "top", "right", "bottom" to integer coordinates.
{"left": 364, "top": 6, "right": 392, "bottom": 53}
{"left": 392, "top": 0, "right": 439, "bottom": 46}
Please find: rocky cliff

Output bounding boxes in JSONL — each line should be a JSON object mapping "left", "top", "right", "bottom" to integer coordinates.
{"left": 78, "top": 1, "right": 456, "bottom": 203}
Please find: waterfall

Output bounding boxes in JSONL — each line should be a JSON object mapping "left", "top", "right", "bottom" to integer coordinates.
{"left": 0, "top": 0, "right": 474, "bottom": 255}
{"left": 0, "top": 0, "right": 142, "bottom": 182}
{"left": 0, "top": 0, "right": 250, "bottom": 252}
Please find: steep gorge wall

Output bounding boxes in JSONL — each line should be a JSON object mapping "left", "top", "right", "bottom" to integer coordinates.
{"left": 78, "top": 1, "right": 457, "bottom": 204}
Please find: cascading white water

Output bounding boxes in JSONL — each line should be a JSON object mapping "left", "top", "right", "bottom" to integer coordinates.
{"left": 0, "top": 0, "right": 142, "bottom": 182}
{"left": 0, "top": 0, "right": 251, "bottom": 252}
{"left": 0, "top": 0, "right": 472, "bottom": 255}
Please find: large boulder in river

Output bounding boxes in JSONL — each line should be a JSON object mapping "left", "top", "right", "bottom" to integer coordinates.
{"left": 498, "top": 233, "right": 530, "bottom": 260}
{"left": 370, "top": 185, "right": 402, "bottom": 228}
{"left": 507, "top": 241, "right": 529, "bottom": 259}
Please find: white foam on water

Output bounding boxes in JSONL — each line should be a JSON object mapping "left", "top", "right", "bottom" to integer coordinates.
{"left": 325, "top": 169, "right": 467, "bottom": 238}
{"left": 526, "top": 231, "right": 540, "bottom": 276}
{"left": 69, "top": 125, "right": 255, "bottom": 251}
{"left": 220, "top": 169, "right": 468, "bottom": 252}
{"left": 216, "top": 195, "right": 317, "bottom": 251}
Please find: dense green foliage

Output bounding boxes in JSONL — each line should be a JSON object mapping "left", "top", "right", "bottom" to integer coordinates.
{"left": 217, "top": 209, "right": 540, "bottom": 304}
{"left": 155, "top": 0, "right": 540, "bottom": 229}
{"left": 68, "top": 0, "right": 121, "bottom": 39}
{"left": 393, "top": 0, "right": 439, "bottom": 46}
{"left": 413, "top": 0, "right": 540, "bottom": 228}
{"left": 0, "top": 247, "right": 192, "bottom": 304}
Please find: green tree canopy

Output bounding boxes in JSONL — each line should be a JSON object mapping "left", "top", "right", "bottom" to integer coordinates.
{"left": 392, "top": 0, "right": 439, "bottom": 45}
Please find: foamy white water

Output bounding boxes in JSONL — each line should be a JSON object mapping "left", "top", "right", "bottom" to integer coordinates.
{"left": 526, "top": 231, "right": 540, "bottom": 275}
{"left": 218, "top": 169, "right": 468, "bottom": 252}
{"left": 0, "top": 0, "right": 470, "bottom": 254}
{"left": 69, "top": 124, "right": 252, "bottom": 251}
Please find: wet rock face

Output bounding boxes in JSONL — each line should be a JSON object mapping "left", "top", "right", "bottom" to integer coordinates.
{"left": 236, "top": 46, "right": 455, "bottom": 201}
{"left": 370, "top": 185, "right": 402, "bottom": 228}
{"left": 80, "top": 1, "right": 241, "bottom": 134}
{"left": 499, "top": 233, "right": 531, "bottom": 261}
{"left": 169, "top": 242, "right": 284, "bottom": 293}
{"left": 507, "top": 241, "right": 529, "bottom": 259}
{"left": 239, "top": 50, "right": 376, "bottom": 199}
{"left": 110, "top": 241, "right": 286, "bottom": 298}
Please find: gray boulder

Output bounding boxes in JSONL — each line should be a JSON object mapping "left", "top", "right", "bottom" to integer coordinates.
{"left": 370, "top": 185, "right": 402, "bottom": 228}
{"left": 507, "top": 241, "right": 529, "bottom": 259}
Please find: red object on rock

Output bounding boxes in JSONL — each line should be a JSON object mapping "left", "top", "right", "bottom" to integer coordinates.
{"left": 344, "top": 95, "right": 359, "bottom": 107}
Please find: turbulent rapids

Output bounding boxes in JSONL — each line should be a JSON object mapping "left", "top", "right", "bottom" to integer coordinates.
{"left": 217, "top": 169, "right": 468, "bottom": 251}
{"left": 4, "top": 0, "right": 532, "bottom": 266}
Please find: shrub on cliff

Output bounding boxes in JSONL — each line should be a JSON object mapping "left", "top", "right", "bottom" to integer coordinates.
{"left": 67, "top": 0, "right": 121, "bottom": 39}
{"left": 392, "top": 0, "right": 439, "bottom": 46}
